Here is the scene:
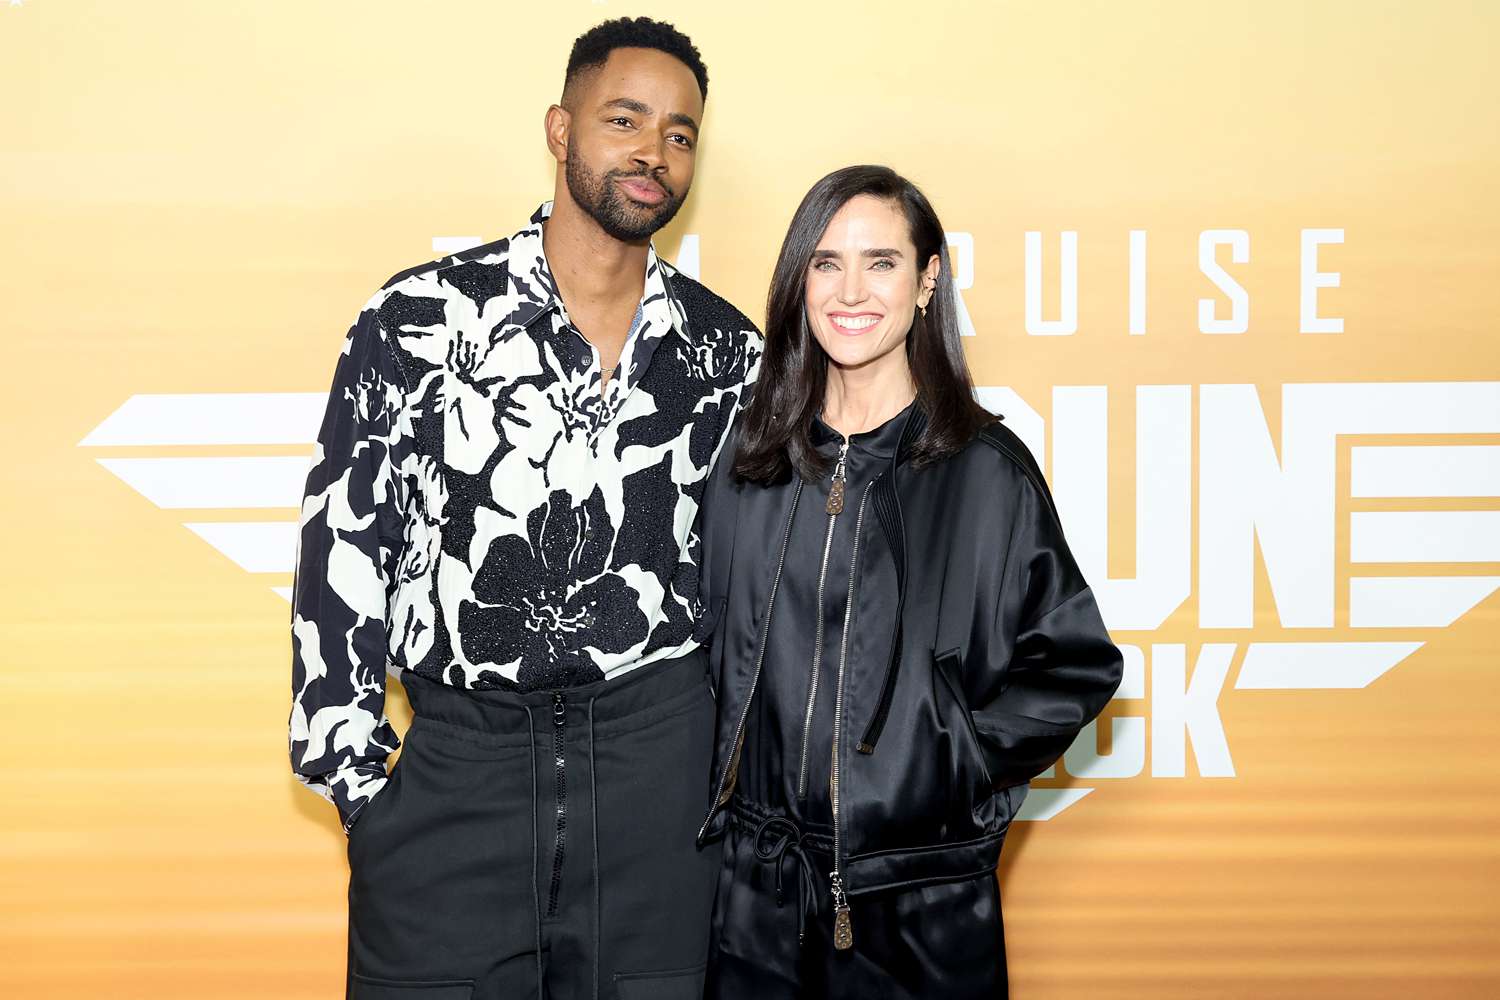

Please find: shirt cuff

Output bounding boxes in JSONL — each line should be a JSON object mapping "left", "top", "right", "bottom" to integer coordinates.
{"left": 327, "top": 763, "right": 390, "bottom": 834}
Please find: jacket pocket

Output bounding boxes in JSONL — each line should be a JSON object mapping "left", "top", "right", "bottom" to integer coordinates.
{"left": 932, "top": 648, "right": 996, "bottom": 791}
{"left": 613, "top": 962, "right": 706, "bottom": 1000}
{"left": 350, "top": 974, "right": 473, "bottom": 999}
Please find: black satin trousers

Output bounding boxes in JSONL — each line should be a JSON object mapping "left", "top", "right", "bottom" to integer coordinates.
{"left": 706, "top": 800, "right": 1009, "bottom": 1000}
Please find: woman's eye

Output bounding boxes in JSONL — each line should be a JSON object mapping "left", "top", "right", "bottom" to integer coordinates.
{"left": 871, "top": 259, "right": 895, "bottom": 271}
{"left": 812, "top": 260, "right": 837, "bottom": 272}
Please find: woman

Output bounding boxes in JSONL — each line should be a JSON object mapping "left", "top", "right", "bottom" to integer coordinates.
{"left": 694, "top": 165, "right": 1123, "bottom": 998}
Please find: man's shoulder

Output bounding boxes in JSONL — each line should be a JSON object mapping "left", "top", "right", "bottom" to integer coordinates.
{"left": 660, "top": 263, "right": 762, "bottom": 346}
{"left": 364, "top": 234, "right": 520, "bottom": 312}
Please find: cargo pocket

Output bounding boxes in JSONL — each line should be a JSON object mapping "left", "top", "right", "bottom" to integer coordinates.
{"left": 350, "top": 975, "right": 473, "bottom": 999}
{"left": 613, "top": 963, "right": 706, "bottom": 1000}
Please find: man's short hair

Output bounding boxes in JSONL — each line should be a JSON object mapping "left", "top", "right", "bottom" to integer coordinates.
{"left": 564, "top": 17, "right": 709, "bottom": 104}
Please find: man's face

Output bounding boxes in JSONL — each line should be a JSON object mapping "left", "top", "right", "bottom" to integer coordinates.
{"left": 561, "top": 47, "right": 703, "bottom": 243}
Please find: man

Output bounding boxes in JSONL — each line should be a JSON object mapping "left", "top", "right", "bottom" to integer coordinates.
{"left": 288, "top": 18, "right": 760, "bottom": 1000}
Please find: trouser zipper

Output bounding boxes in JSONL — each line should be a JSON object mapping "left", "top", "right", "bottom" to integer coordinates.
{"left": 546, "top": 691, "right": 567, "bottom": 919}
{"left": 829, "top": 477, "right": 875, "bottom": 950}
{"left": 796, "top": 440, "right": 849, "bottom": 798}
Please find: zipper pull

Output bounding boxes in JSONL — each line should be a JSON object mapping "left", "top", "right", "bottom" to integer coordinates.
{"left": 826, "top": 441, "right": 850, "bottom": 515}
{"left": 553, "top": 692, "right": 566, "bottom": 726}
{"left": 830, "top": 871, "right": 854, "bottom": 950}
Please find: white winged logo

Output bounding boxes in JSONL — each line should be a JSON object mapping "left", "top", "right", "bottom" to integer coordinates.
{"left": 77, "top": 235, "right": 1500, "bottom": 822}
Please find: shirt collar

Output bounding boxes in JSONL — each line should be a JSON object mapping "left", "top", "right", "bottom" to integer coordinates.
{"left": 499, "top": 201, "right": 690, "bottom": 344}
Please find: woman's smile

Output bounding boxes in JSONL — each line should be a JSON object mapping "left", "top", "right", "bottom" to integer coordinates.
{"left": 827, "top": 311, "right": 883, "bottom": 334}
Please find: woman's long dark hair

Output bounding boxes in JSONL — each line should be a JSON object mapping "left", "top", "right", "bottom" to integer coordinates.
{"left": 734, "top": 165, "right": 993, "bottom": 484}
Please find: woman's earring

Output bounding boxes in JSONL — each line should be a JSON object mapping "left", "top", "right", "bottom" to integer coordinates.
{"left": 919, "top": 301, "right": 928, "bottom": 318}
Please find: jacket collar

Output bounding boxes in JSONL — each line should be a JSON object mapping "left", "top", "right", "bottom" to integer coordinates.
{"left": 810, "top": 399, "right": 917, "bottom": 460}
{"left": 893, "top": 402, "right": 927, "bottom": 465}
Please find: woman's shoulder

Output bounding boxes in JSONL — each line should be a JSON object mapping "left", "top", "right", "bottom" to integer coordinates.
{"left": 938, "top": 418, "right": 1058, "bottom": 512}
{"left": 971, "top": 419, "right": 1044, "bottom": 480}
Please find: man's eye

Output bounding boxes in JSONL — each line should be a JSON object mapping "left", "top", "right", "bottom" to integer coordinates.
{"left": 668, "top": 134, "right": 694, "bottom": 148}
{"left": 609, "top": 117, "right": 634, "bottom": 128}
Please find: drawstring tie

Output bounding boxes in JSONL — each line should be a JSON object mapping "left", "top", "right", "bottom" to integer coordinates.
{"left": 587, "top": 696, "right": 601, "bottom": 1000}
{"left": 751, "top": 814, "right": 820, "bottom": 944}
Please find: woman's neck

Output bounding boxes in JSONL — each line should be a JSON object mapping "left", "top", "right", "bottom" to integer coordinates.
{"left": 821, "top": 355, "right": 916, "bottom": 437}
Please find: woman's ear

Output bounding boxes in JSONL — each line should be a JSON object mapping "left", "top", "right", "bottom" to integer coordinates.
{"left": 917, "top": 254, "right": 942, "bottom": 310}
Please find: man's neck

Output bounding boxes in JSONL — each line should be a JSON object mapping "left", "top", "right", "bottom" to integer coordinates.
{"left": 541, "top": 195, "right": 649, "bottom": 312}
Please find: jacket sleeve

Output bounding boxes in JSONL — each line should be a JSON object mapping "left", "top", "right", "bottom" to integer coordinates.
{"left": 691, "top": 337, "right": 761, "bottom": 697}
{"left": 692, "top": 408, "right": 749, "bottom": 700}
{"left": 288, "top": 301, "right": 410, "bottom": 833}
{"left": 972, "top": 470, "right": 1123, "bottom": 790}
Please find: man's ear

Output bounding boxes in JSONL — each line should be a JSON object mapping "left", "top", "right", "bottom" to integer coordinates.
{"left": 544, "top": 104, "right": 571, "bottom": 165}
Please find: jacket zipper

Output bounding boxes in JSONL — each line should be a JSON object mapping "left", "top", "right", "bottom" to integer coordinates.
{"left": 546, "top": 691, "right": 567, "bottom": 919}
{"left": 830, "top": 477, "right": 875, "bottom": 951}
{"left": 698, "top": 480, "right": 805, "bottom": 842}
{"left": 796, "top": 440, "right": 849, "bottom": 798}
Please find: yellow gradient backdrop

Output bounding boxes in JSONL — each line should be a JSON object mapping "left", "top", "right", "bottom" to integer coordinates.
{"left": 3, "top": 2, "right": 1498, "bottom": 997}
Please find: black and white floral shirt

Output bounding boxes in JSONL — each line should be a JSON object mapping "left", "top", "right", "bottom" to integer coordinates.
{"left": 289, "top": 203, "right": 762, "bottom": 829}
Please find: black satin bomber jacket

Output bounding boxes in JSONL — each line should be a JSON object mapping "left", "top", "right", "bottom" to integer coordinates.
{"left": 694, "top": 405, "right": 1125, "bottom": 896}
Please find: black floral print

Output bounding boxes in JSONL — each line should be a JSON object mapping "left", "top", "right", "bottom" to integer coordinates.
{"left": 289, "top": 203, "right": 761, "bottom": 829}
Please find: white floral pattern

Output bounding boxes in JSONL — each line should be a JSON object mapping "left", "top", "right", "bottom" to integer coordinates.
{"left": 289, "top": 203, "right": 761, "bottom": 828}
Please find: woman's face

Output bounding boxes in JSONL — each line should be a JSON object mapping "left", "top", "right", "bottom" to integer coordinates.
{"left": 804, "top": 194, "right": 939, "bottom": 377}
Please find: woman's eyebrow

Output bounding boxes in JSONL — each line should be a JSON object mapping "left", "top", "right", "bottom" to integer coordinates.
{"left": 811, "top": 248, "right": 904, "bottom": 259}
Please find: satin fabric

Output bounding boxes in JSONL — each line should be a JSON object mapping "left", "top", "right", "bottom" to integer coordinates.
{"left": 697, "top": 409, "right": 1120, "bottom": 996}
{"left": 706, "top": 802, "right": 1008, "bottom": 1000}
{"left": 739, "top": 405, "right": 911, "bottom": 825}
{"left": 698, "top": 410, "right": 1122, "bottom": 894}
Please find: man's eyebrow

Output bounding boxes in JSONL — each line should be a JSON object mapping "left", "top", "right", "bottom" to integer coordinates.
{"left": 603, "top": 97, "right": 652, "bottom": 116}
{"left": 602, "top": 98, "right": 699, "bottom": 133}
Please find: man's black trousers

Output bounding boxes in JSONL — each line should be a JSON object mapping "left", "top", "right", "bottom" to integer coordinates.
{"left": 345, "top": 649, "right": 721, "bottom": 1000}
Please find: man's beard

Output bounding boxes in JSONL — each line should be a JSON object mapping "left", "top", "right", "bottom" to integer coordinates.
{"left": 564, "top": 140, "right": 686, "bottom": 242}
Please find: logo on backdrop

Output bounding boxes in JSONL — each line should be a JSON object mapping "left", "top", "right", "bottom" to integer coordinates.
{"left": 80, "top": 232, "right": 1500, "bottom": 821}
